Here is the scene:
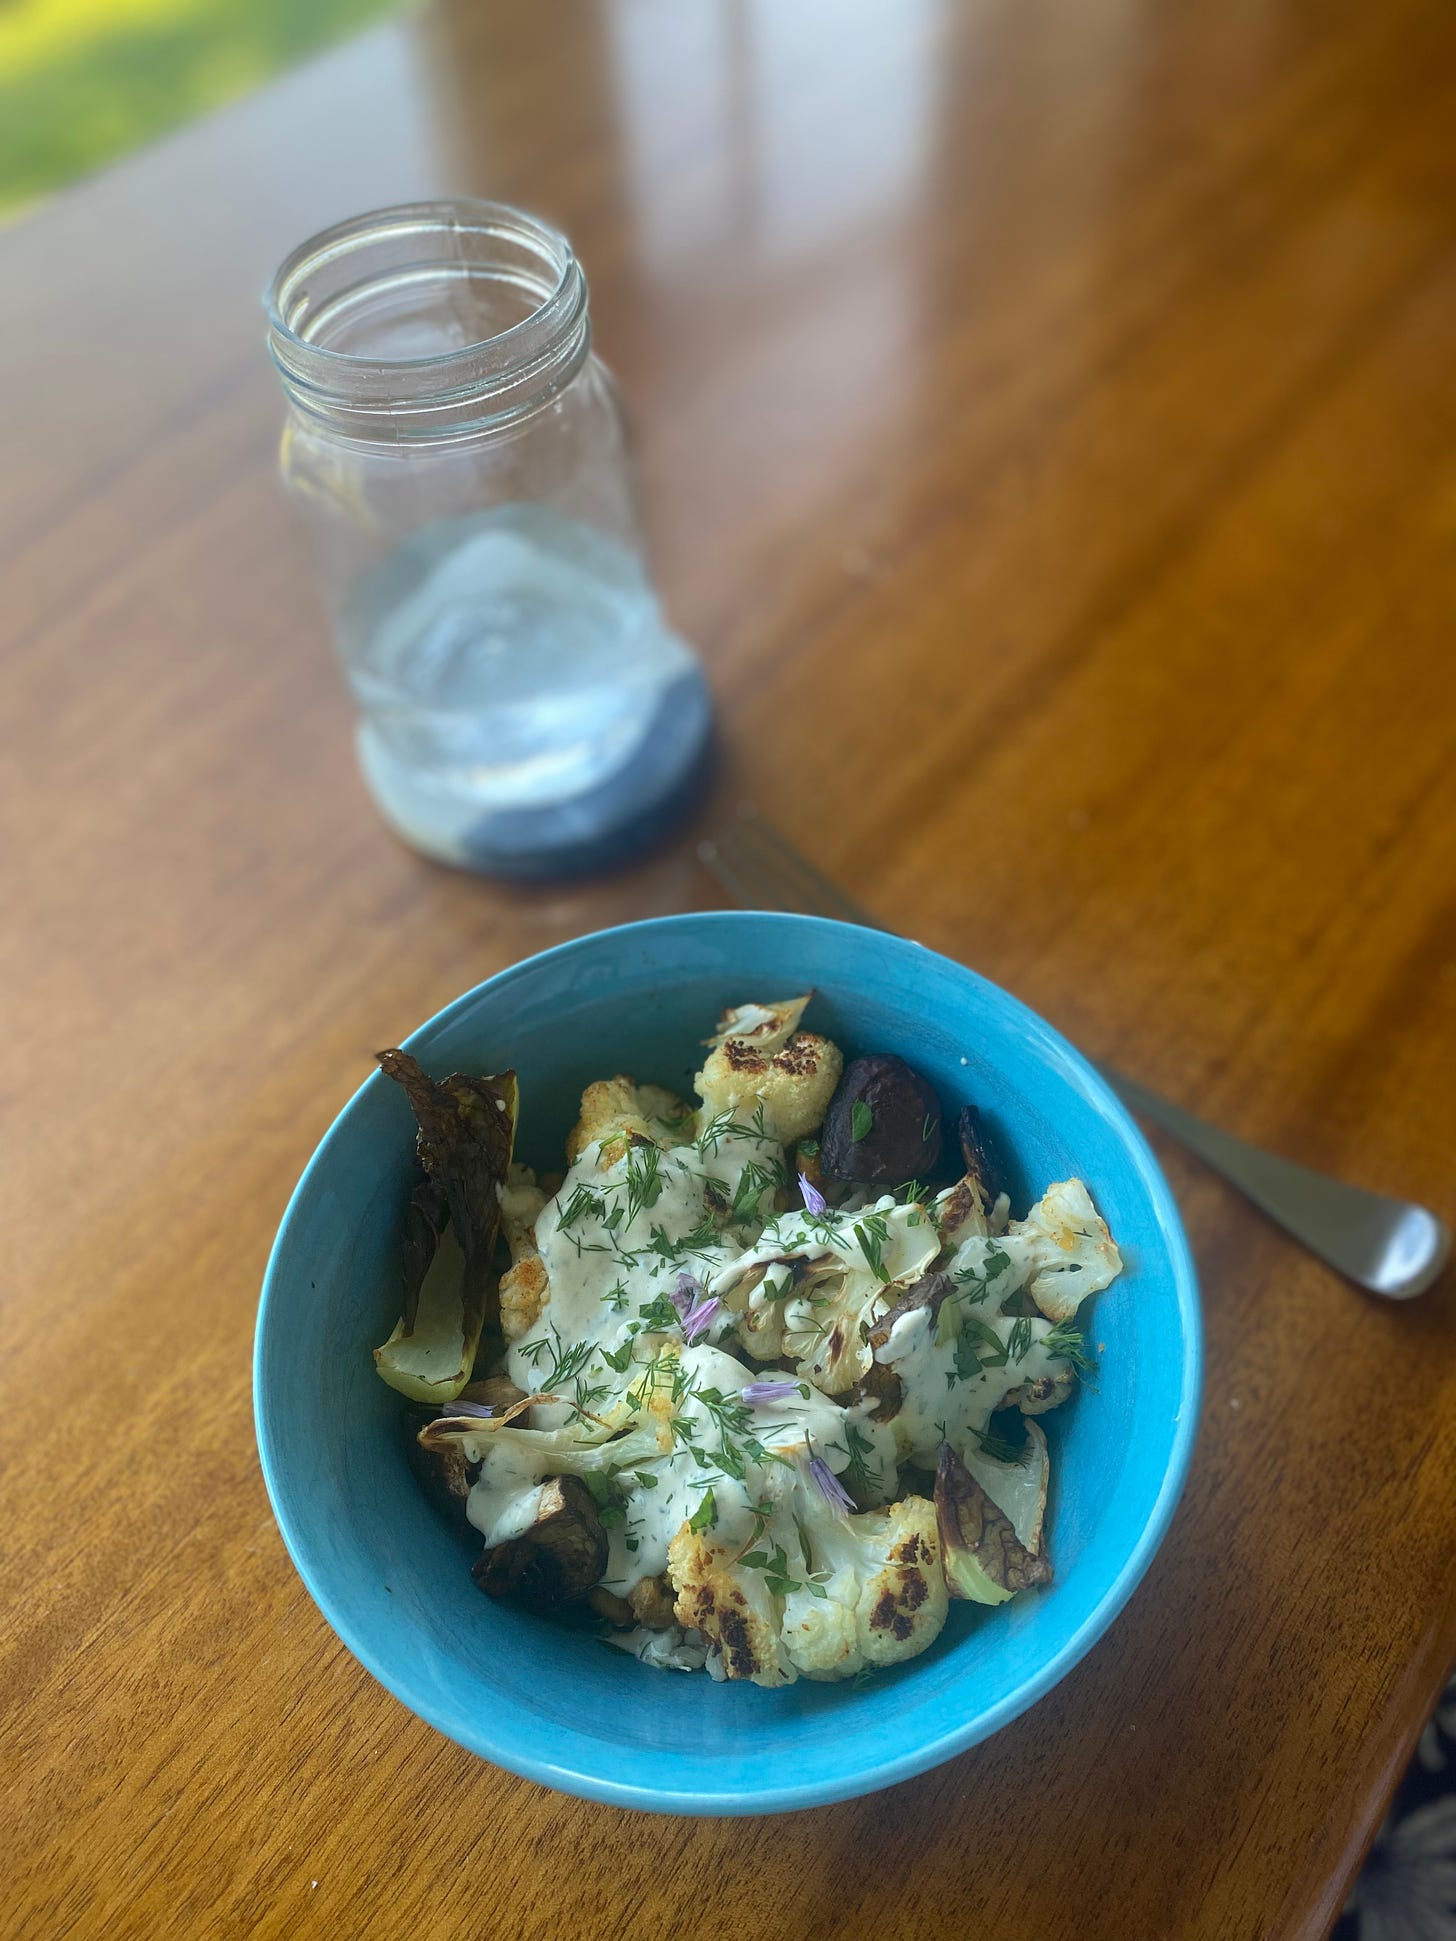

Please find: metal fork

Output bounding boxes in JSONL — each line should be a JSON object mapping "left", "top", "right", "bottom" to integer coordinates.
{"left": 698, "top": 809, "right": 1451, "bottom": 1300}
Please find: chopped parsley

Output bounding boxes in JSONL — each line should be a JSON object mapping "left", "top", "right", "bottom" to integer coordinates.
{"left": 582, "top": 1470, "right": 629, "bottom": 1527}
{"left": 731, "top": 1157, "right": 786, "bottom": 1222}
{"left": 646, "top": 1214, "right": 727, "bottom": 1269}
{"left": 688, "top": 1487, "right": 717, "bottom": 1532}
{"left": 663, "top": 1377, "right": 797, "bottom": 1485}
{"left": 950, "top": 1243, "right": 1012, "bottom": 1304}
{"left": 739, "top": 1540, "right": 826, "bottom": 1600}
{"left": 948, "top": 1313, "right": 1010, "bottom": 1385}
{"left": 634, "top": 1290, "right": 683, "bottom": 1334}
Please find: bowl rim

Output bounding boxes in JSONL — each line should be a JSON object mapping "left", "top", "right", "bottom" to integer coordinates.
{"left": 254, "top": 910, "right": 1202, "bottom": 1814}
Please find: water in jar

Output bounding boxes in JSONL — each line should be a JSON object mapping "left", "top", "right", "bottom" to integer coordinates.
{"left": 340, "top": 504, "right": 712, "bottom": 875}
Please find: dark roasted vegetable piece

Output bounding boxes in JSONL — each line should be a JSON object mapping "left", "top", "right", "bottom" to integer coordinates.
{"left": 996, "top": 1368, "right": 1075, "bottom": 1416}
{"left": 791, "top": 1138, "right": 863, "bottom": 1210}
{"left": 628, "top": 1574, "right": 679, "bottom": 1630}
{"left": 934, "top": 1442, "right": 1052, "bottom": 1605}
{"left": 372, "top": 1050, "right": 518, "bottom": 1403}
{"left": 588, "top": 1586, "right": 635, "bottom": 1627}
{"left": 472, "top": 1474, "right": 609, "bottom": 1610}
{"left": 460, "top": 1373, "right": 529, "bottom": 1412}
{"left": 956, "top": 1104, "right": 1006, "bottom": 1211}
{"left": 820, "top": 1054, "right": 943, "bottom": 1184}
{"left": 400, "top": 1176, "right": 450, "bottom": 1334}
{"left": 853, "top": 1360, "right": 905, "bottom": 1422}
{"left": 867, "top": 1270, "right": 954, "bottom": 1353}
{"left": 793, "top": 1140, "right": 828, "bottom": 1200}
{"left": 401, "top": 1405, "right": 477, "bottom": 1514}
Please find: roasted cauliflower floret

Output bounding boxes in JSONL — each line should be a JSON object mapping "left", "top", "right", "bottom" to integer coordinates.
{"left": 781, "top": 1269, "right": 874, "bottom": 1394}
{"left": 499, "top": 1254, "right": 549, "bottom": 1343}
{"left": 932, "top": 1173, "right": 991, "bottom": 1249}
{"left": 703, "top": 995, "right": 811, "bottom": 1054}
{"left": 715, "top": 1201, "right": 938, "bottom": 1396}
{"left": 497, "top": 1162, "right": 547, "bottom": 1257}
{"left": 999, "top": 1367, "right": 1075, "bottom": 1416}
{"left": 565, "top": 1075, "right": 694, "bottom": 1166}
{"left": 716, "top": 1262, "right": 787, "bottom": 1361}
{"left": 667, "top": 1525, "right": 798, "bottom": 1686}
{"left": 695, "top": 1031, "right": 843, "bottom": 1145}
{"left": 1005, "top": 1178, "right": 1122, "bottom": 1322}
{"left": 780, "top": 1492, "right": 948, "bottom": 1680}
{"left": 851, "top": 1495, "right": 948, "bottom": 1666}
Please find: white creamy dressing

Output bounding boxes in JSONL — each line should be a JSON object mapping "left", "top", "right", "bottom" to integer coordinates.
{"left": 507, "top": 1126, "right": 787, "bottom": 1415}
{"left": 593, "top": 1341, "right": 851, "bottom": 1592}
{"left": 875, "top": 1301, "right": 1065, "bottom": 1464}
{"left": 872, "top": 1228, "right": 1064, "bottom": 1463}
{"left": 465, "top": 1445, "right": 548, "bottom": 1548}
{"left": 464, "top": 1124, "right": 920, "bottom": 1592}
{"left": 464, "top": 1112, "right": 1102, "bottom": 1598}
{"left": 726, "top": 1197, "right": 938, "bottom": 1284}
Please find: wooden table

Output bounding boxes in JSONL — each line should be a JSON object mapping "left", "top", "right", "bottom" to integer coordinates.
{"left": 6, "top": 1, "right": 1456, "bottom": 1934}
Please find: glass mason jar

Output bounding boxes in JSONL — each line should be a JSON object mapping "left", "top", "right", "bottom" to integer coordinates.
{"left": 265, "top": 199, "right": 711, "bottom": 877}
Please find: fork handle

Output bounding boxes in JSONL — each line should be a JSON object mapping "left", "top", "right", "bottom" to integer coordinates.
{"left": 697, "top": 824, "right": 1451, "bottom": 1299}
{"left": 1098, "top": 1068, "right": 1449, "bottom": 1298}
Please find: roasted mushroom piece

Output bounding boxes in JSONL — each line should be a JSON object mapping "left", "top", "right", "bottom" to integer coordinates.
{"left": 459, "top": 1373, "right": 529, "bottom": 1412}
{"left": 627, "top": 1573, "right": 679, "bottom": 1630}
{"left": 402, "top": 1405, "right": 477, "bottom": 1515}
{"left": 472, "top": 1474, "right": 609, "bottom": 1610}
{"left": 820, "top": 1054, "right": 943, "bottom": 1185}
{"left": 587, "top": 1585, "right": 634, "bottom": 1627}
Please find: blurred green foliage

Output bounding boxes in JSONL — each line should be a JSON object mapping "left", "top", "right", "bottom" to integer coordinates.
{"left": 0, "top": 0, "right": 395, "bottom": 216}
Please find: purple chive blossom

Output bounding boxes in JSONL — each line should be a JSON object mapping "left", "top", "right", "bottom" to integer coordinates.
{"left": 799, "top": 1172, "right": 828, "bottom": 1217}
{"left": 670, "top": 1270, "right": 703, "bottom": 1320}
{"left": 741, "top": 1379, "right": 801, "bottom": 1405}
{"left": 438, "top": 1399, "right": 495, "bottom": 1418}
{"left": 807, "top": 1441, "right": 855, "bottom": 1515}
{"left": 680, "top": 1296, "right": 721, "bottom": 1345}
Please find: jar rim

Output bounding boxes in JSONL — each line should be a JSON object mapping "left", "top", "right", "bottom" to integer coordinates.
{"left": 264, "top": 197, "right": 591, "bottom": 436}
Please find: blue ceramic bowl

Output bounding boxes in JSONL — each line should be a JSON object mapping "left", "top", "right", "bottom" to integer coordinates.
{"left": 254, "top": 912, "right": 1200, "bottom": 1813}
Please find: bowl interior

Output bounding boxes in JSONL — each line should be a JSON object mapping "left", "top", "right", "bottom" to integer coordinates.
{"left": 255, "top": 912, "right": 1200, "bottom": 1812}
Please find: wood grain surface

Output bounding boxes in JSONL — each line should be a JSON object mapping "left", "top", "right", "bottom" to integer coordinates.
{"left": 5, "top": 2, "right": 1456, "bottom": 1936}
